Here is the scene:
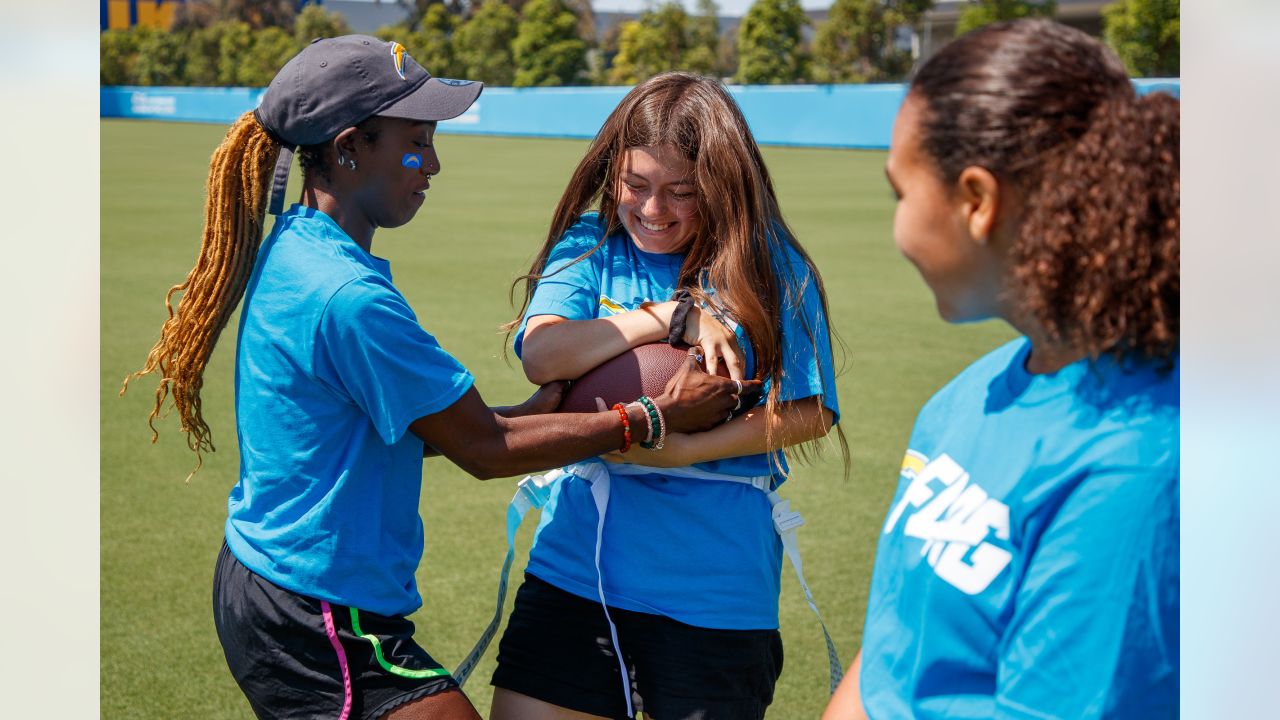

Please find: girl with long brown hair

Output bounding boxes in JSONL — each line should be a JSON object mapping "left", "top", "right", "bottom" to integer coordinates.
{"left": 825, "top": 18, "right": 1179, "bottom": 720}
{"left": 122, "top": 38, "right": 742, "bottom": 720}
{"left": 489, "top": 72, "right": 844, "bottom": 719}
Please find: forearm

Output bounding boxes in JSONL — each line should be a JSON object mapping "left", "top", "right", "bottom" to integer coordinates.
{"left": 425, "top": 407, "right": 525, "bottom": 457}
{"left": 427, "top": 394, "right": 545, "bottom": 456}
{"left": 438, "top": 402, "right": 535, "bottom": 458}
{"left": 651, "top": 397, "right": 834, "bottom": 466}
{"left": 521, "top": 302, "right": 676, "bottom": 383}
{"left": 469, "top": 405, "right": 647, "bottom": 479}
{"left": 415, "top": 375, "right": 740, "bottom": 478}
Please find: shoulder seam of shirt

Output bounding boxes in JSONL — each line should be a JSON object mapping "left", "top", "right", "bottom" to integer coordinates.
{"left": 311, "top": 275, "right": 391, "bottom": 388}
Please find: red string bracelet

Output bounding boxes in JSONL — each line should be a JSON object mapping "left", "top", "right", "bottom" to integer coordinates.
{"left": 611, "top": 403, "right": 632, "bottom": 453}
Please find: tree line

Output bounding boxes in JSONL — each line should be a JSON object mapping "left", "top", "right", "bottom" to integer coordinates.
{"left": 100, "top": 0, "right": 1178, "bottom": 88}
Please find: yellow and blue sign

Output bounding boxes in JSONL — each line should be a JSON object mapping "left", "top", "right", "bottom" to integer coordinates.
{"left": 101, "top": 0, "right": 183, "bottom": 31}
{"left": 101, "top": 0, "right": 327, "bottom": 31}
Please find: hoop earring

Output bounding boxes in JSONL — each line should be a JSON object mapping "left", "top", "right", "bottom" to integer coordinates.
{"left": 338, "top": 154, "right": 347, "bottom": 167}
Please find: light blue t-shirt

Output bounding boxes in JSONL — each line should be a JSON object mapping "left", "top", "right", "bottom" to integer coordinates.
{"left": 514, "top": 213, "right": 839, "bottom": 629}
{"left": 860, "top": 338, "right": 1179, "bottom": 719}
{"left": 226, "top": 205, "right": 474, "bottom": 617}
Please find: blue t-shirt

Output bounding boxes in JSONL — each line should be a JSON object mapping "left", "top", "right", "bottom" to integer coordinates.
{"left": 514, "top": 213, "right": 839, "bottom": 629}
{"left": 860, "top": 338, "right": 1179, "bottom": 719}
{"left": 226, "top": 205, "right": 475, "bottom": 617}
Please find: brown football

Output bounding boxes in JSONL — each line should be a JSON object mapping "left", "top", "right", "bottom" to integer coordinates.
{"left": 558, "top": 342, "right": 727, "bottom": 413}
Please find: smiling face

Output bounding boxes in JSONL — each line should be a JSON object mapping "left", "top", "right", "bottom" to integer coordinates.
{"left": 614, "top": 144, "right": 701, "bottom": 254}
{"left": 349, "top": 117, "right": 440, "bottom": 230}
{"left": 886, "top": 94, "right": 1008, "bottom": 324}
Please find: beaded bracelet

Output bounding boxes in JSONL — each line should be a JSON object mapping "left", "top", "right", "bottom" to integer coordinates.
{"left": 611, "top": 403, "right": 632, "bottom": 453}
{"left": 636, "top": 396, "right": 658, "bottom": 449}
{"left": 629, "top": 400, "right": 654, "bottom": 445}
{"left": 636, "top": 395, "right": 666, "bottom": 450}
{"left": 635, "top": 396, "right": 658, "bottom": 448}
{"left": 653, "top": 401, "right": 667, "bottom": 449}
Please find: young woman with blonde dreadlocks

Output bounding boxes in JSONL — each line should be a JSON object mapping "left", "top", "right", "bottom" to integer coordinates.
{"left": 122, "top": 37, "right": 747, "bottom": 720}
{"left": 488, "top": 72, "right": 845, "bottom": 720}
{"left": 824, "top": 19, "right": 1179, "bottom": 720}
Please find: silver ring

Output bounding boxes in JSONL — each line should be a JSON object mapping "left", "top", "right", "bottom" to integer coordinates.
{"left": 733, "top": 380, "right": 742, "bottom": 394}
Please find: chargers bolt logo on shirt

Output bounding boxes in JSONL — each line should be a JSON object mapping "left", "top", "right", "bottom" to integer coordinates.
{"left": 390, "top": 41, "right": 408, "bottom": 80}
{"left": 402, "top": 153, "right": 423, "bottom": 169}
{"left": 598, "top": 295, "right": 627, "bottom": 315}
{"left": 883, "top": 451, "right": 1013, "bottom": 595}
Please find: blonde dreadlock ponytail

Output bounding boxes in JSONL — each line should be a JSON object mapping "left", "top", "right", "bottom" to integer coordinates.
{"left": 122, "top": 111, "right": 281, "bottom": 474}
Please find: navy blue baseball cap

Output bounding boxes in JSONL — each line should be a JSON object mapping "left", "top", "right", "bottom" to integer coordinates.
{"left": 255, "top": 34, "right": 483, "bottom": 215}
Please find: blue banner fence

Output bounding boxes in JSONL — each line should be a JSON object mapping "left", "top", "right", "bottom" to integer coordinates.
{"left": 101, "top": 80, "right": 1179, "bottom": 150}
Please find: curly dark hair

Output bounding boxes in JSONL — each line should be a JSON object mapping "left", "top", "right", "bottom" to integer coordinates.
{"left": 296, "top": 142, "right": 332, "bottom": 183}
{"left": 910, "top": 18, "right": 1179, "bottom": 363}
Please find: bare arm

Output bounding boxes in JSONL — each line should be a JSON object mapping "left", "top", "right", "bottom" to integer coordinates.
{"left": 602, "top": 395, "right": 834, "bottom": 468}
{"left": 521, "top": 301, "right": 746, "bottom": 384}
{"left": 414, "top": 358, "right": 753, "bottom": 479}
{"left": 423, "top": 381, "right": 567, "bottom": 457}
{"left": 822, "top": 651, "right": 869, "bottom": 720}
{"left": 411, "top": 386, "right": 645, "bottom": 479}
{"left": 520, "top": 304, "right": 671, "bottom": 385}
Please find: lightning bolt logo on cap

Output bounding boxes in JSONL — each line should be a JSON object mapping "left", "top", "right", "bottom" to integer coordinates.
{"left": 390, "top": 41, "right": 408, "bottom": 80}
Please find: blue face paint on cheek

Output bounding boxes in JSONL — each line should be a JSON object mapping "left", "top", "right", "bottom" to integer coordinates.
{"left": 402, "top": 152, "right": 423, "bottom": 169}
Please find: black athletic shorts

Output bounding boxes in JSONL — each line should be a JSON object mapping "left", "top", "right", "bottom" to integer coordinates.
{"left": 212, "top": 542, "right": 458, "bottom": 719}
{"left": 491, "top": 573, "right": 784, "bottom": 720}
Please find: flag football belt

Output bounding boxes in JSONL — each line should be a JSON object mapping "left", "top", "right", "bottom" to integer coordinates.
{"left": 452, "top": 460, "right": 844, "bottom": 717}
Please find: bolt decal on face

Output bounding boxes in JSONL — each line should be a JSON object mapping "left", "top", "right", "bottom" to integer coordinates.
{"left": 402, "top": 152, "right": 423, "bottom": 169}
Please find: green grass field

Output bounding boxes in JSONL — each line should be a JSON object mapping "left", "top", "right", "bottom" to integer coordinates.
{"left": 101, "top": 118, "right": 1014, "bottom": 719}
